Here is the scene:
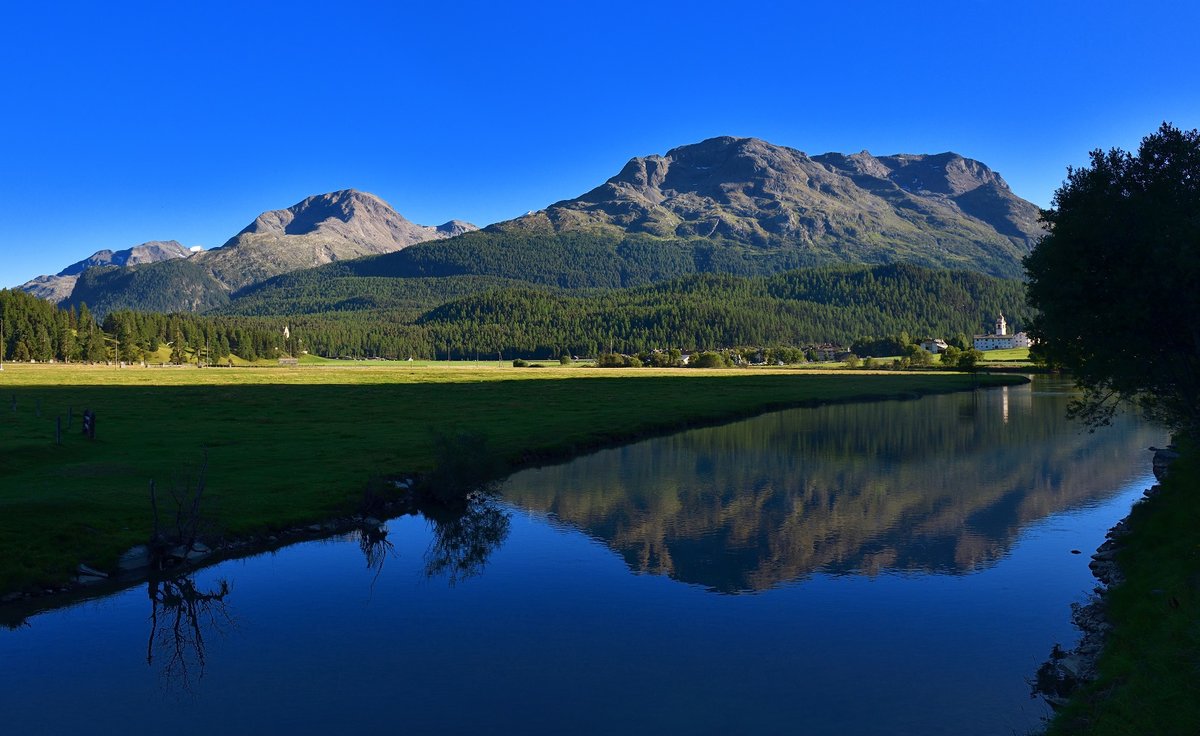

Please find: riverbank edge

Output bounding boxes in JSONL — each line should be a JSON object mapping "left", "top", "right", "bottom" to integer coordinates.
{"left": 1037, "top": 437, "right": 1199, "bottom": 734}
{"left": 0, "top": 373, "right": 1027, "bottom": 618}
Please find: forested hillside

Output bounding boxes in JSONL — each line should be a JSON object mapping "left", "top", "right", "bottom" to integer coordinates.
{"left": 409, "top": 264, "right": 1029, "bottom": 359}
{"left": 223, "top": 226, "right": 1006, "bottom": 320}
{"left": 2, "top": 264, "right": 1029, "bottom": 363}
{"left": 66, "top": 259, "right": 232, "bottom": 316}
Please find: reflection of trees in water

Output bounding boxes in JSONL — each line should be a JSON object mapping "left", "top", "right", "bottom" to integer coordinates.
{"left": 146, "top": 575, "right": 233, "bottom": 692}
{"left": 504, "top": 383, "right": 1163, "bottom": 592}
{"left": 358, "top": 523, "right": 397, "bottom": 586}
{"left": 350, "top": 494, "right": 510, "bottom": 588}
{"left": 422, "top": 492, "right": 511, "bottom": 586}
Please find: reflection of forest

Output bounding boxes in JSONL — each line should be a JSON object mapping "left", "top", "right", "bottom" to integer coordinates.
{"left": 502, "top": 384, "right": 1161, "bottom": 592}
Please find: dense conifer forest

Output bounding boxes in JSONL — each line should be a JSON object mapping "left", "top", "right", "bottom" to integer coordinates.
{"left": 2, "top": 263, "right": 1030, "bottom": 363}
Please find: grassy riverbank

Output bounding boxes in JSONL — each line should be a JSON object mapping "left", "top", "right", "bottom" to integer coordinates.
{"left": 0, "top": 363, "right": 1023, "bottom": 596}
{"left": 1045, "top": 438, "right": 1200, "bottom": 735}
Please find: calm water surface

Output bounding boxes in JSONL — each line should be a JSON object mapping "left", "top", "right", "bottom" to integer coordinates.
{"left": 0, "top": 378, "right": 1165, "bottom": 735}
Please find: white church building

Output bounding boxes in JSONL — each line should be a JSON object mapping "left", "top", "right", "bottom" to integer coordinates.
{"left": 973, "top": 313, "right": 1031, "bottom": 351}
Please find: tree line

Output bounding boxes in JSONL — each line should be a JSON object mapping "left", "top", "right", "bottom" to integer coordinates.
{"left": 2, "top": 263, "right": 1030, "bottom": 364}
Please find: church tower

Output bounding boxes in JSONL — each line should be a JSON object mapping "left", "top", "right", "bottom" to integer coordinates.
{"left": 995, "top": 313, "right": 1007, "bottom": 336}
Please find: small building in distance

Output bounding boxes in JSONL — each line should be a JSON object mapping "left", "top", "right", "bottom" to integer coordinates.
{"left": 808, "top": 343, "right": 850, "bottom": 362}
{"left": 920, "top": 338, "right": 949, "bottom": 354}
{"left": 973, "top": 313, "right": 1031, "bottom": 351}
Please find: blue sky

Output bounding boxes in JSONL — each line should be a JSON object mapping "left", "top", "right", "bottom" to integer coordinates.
{"left": 2, "top": 0, "right": 1197, "bottom": 288}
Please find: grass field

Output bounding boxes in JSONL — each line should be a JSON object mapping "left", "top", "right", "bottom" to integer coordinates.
{"left": 0, "top": 362, "right": 1023, "bottom": 595}
{"left": 978, "top": 347, "right": 1032, "bottom": 363}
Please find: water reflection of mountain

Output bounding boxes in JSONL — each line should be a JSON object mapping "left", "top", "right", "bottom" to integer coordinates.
{"left": 502, "top": 383, "right": 1162, "bottom": 593}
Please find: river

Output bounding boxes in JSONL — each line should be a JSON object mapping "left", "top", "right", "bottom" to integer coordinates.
{"left": 0, "top": 377, "right": 1164, "bottom": 735}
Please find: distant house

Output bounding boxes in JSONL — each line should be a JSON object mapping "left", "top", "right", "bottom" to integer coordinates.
{"left": 920, "top": 338, "right": 949, "bottom": 354}
{"left": 810, "top": 343, "right": 848, "bottom": 362}
{"left": 973, "top": 313, "right": 1031, "bottom": 351}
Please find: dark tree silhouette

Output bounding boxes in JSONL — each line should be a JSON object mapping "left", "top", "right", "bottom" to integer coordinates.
{"left": 1025, "top": 123, "right": 1200, "bottom": 433}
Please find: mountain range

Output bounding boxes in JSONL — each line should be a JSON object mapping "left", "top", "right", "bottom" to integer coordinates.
{"left": 52, "top": 190, "right": 477, "bottom": 315}
{"left": 502, "top": 136, "right": 1041, "bottom": 260}
{"left": 19, "top": 136, "right": 1043, "bottom": 317}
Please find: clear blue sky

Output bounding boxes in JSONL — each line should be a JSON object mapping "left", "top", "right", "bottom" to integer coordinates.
{"left": 2, "top": 0, "right": 1197, "bottom": 288}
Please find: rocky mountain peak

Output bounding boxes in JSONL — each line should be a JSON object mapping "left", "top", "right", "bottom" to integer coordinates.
{"left": 875, "top": 152, "right": 1008, "bottom": 196}
{"left": 436, "top": 220, "right": 478, "bottom": 237}
{"left": 498, "top": 135, "right": 1043, "bottom": 278}
{"left": 236, "top": 189, "right": 404, "bottom": 239}
{"left": 198, "top": 190, "right": 477, "bottom": 291}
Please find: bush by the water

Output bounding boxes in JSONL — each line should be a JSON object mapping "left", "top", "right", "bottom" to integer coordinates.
{"left": 419, "top": 430, "right": 503, "bottom": 507}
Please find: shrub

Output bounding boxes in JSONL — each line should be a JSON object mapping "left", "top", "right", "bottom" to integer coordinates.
{"left": 689, "top": 351, "right": 730, "bottom": 368}
{"left": 596, "top": 353, "right": 640, "bottom": 368}
{"left": 420, "top": 430, "right": 503, "bottom": 507}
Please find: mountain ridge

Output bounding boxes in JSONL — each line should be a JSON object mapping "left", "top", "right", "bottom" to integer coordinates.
{"left": 25, "top": 136, "right": 1044, "bottom": 317}
{"left": 19, "top": 240, "right": 191, "bottom": 303}
{"left": 193, "top": 189, "right": 479, "bottom": 292}
{"left": 44, "top": 190, "right": 476, "bottom": 314}
{"left": 498, "top": 137, "right": 1042, "bottom": 264}
{"left": 215, "top": 138, "right": 1045, "bottom": 320}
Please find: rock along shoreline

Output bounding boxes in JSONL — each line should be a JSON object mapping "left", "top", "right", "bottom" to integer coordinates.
{"left": 1033, "top": 444, "right": 1182, "bottom": 709}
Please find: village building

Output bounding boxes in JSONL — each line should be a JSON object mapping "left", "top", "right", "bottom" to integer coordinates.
{"left": 920, "top": 338, "right": 949, "bottom": 354}
{"left": 809, "top": 343, "right": 850, "bottom": 362}
{"left": 973, "top": 313, "right": 1031, "bottom": 351}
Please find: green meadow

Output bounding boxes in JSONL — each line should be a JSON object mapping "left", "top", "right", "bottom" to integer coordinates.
{"left": 0, "top": 362, "right": 1023, "bottom": 595}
